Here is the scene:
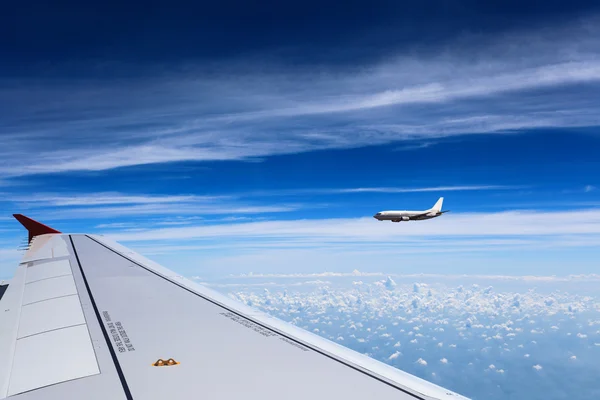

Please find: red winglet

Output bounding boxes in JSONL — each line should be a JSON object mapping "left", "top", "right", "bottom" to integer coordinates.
{"left": 13, "top": 214, "right": 61, "bottom": 243}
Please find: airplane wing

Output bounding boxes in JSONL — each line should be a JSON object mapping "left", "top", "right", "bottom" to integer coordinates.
{"left": 0, "top": 215, "right": 470, "bottom": 400}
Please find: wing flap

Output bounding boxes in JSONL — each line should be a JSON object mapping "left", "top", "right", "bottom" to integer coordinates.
{"left": 0, "top": 233, "right": 129, "bottom": 400}
{"left": 17, "top": 295, "right": 86, "bottom": 339}
{"left": 24, "top": 259, "right": 72, "bottom": 284}
{"left": 22, "top": 275, "right": 77, "bottom": 305}
{"left": 8, "top": 325, "right": 100, "bottom": 396}
{"left": 3, "top": 239, "right": 100, "bottom": 397}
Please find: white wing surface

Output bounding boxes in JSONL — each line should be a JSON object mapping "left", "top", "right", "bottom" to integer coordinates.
{"left": 0, "top": 215, "right": 470, "bottom": 400}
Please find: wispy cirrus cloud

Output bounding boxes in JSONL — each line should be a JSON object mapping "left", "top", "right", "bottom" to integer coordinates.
{"left": 331, "top": 185, "right": 519, "bottom": 194}
{"left": 90, "top": 207, "right": 600, "bottom": 274}
{"left": 5, "top": 192, "right": 227, "bottom": 206}
{"left": 105, "top": 207, "right": 600, "bottom": 276}
{"left": 1, "top": 16, "right": 600, "bottom": 176}
{"left": 105, "top": 209, "right": 600, "bottom": 243}
{"left": 0, "top": 185, "right": 519, "bottom": 221}
{"left": 12, "top": 203, "right": 303, "bottom": 220}
{"left": 236, "top": 185, "right": 520, "bottom": 197}
{"left": 1, "top": 191, "right": 304, "bottom": 220}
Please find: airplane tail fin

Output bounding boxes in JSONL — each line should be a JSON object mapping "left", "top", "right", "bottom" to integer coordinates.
{"left": 431, "top": 197, "right": 444, "bottom": 212}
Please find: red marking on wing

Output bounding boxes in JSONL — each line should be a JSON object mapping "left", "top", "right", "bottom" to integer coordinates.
{"left": 13, "top": 214, "right": 61, "bottom": 243}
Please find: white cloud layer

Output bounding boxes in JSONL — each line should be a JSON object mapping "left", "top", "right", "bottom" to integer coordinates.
{"left": 216, "top": 276, "right": 600, "bottom": 400}
{"left": 227, "top": 271, "right": 600, "bottom": 283}
{"left": 106, "top": 209, "right": 600, "bottom": 245}
{"left": 62, "top": 208, "right": 600, "bottom": 276}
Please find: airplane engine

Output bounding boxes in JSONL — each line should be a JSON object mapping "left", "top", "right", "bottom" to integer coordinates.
{"left": 401, "top": 216, "right": 410, "bottom": 221}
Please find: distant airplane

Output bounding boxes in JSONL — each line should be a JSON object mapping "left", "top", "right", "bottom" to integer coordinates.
{"left": 373, "top": 197, "right": 449, "bottom": 222}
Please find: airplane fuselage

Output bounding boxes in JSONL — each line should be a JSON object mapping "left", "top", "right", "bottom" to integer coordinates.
{"left": 373, "top": 210, "right": 442, "bottom": 222}
{"left": 373, "top": 197, "right": 447, "bottom": 222}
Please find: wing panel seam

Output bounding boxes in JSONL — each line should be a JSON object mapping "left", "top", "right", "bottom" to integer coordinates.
{"left": 22, "top": 293, "right": 78, "bottom": 307}
{"left": 17, "top": 323, "right": 86, "bottom": 341}
{"left": 24, "top": 273, "right": 72, "bottom": 285}
{"left": 69, "top": 235, "right": 133, "bottom": 400}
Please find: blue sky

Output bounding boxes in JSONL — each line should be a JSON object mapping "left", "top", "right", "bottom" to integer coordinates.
{"left": 2, "top": 0, "right": 600, "bottom": 280}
